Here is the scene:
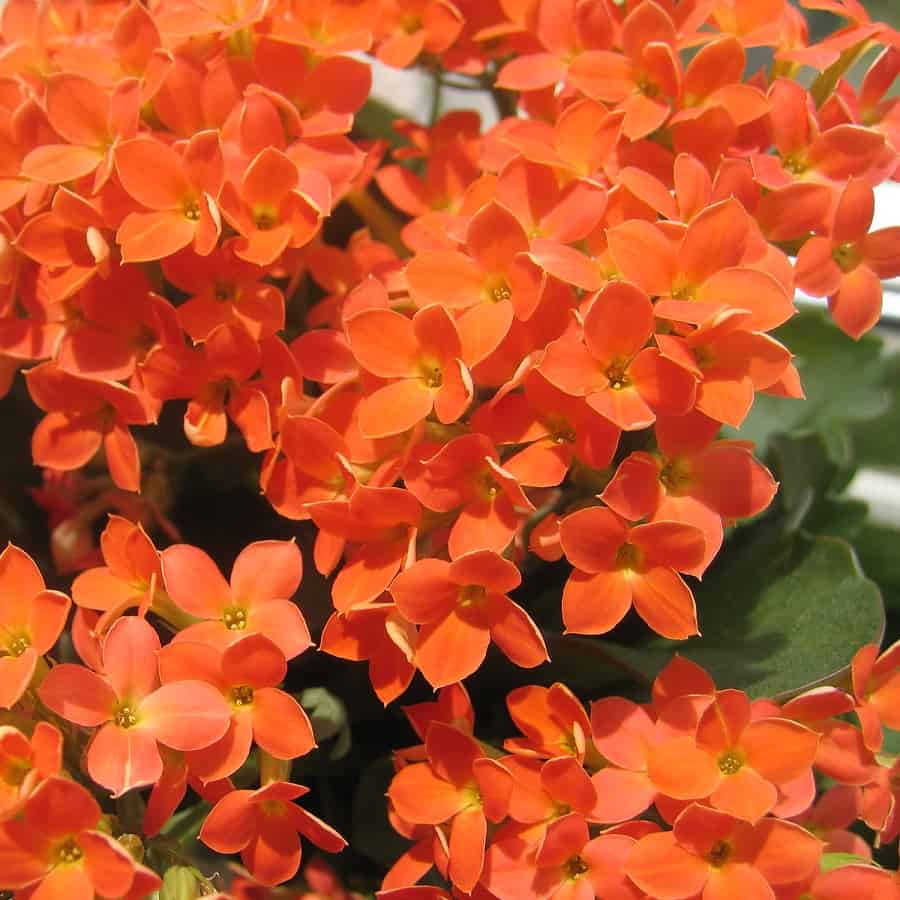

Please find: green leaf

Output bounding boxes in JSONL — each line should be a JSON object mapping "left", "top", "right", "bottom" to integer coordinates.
{"left": 600, "top": 530, "right": 884, "bottom": 699}
{"left": 851, "top": 352, "right": 900, "bottom": 468}
{"left": 853, "top": 522, "right": 900, "bottom": 610}
{"left": 767, "top": 433, "right": 866, "bottom": 539}
{"left": 820, "top": 853, "right": 877, "bottom": 873}
{"left": 731, "top": 310, "right": 890, "bottom": 457}
{"left": 354, "top": 98, "right": 409, "bottom": 147}
{"left": 299, "top": 687, "right": 352, "bottom": 760}
{"left": 351, "top": 757, "right": 410, "bottom": 867}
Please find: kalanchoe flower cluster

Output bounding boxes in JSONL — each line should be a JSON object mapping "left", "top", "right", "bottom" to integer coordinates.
{"left": 0, "top": 0, "right": 899, "bottom": 895}
{"left": 382, "top": 659, "right": 900, "bottom": 900}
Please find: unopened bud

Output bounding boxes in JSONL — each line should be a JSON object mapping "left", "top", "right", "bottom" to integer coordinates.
{"left": 117, "top": 833, "right": 144, "bottom": 862}
{"left": 159, "top": 866, "right": 199, "bottom": 900}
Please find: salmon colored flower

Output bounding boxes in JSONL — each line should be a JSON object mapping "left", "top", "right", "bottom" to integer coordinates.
{"left": 405, "top": 434, "right": 532, "bottom": 558}
{"left": 70, "top": 514, "right": 163, "bottom": 633}
{"left": 658, "top": 318, "right": 793, "bottom": 432}
{"left": 375, "top": 0, "right": 463, "bottom": 68}
{"left": 390, "top": 549, "right": 547, "bottom": 688}
{"left": 38, "top": 616, "right": 232, "bottom": 795}
{"left": 606, "top": 200, "right": 794, "bottom": 333}
{"left": 388, "top": 723, "right": 512, "bottom": 893}
{"left": 309, "top": 484, "right": 421, "bottom": 611}
{"left": 600, "top": 410, "right": 778, "bottom": 574}
{"left": 158, "top": 633, "right": 316, "bottom": 782}
{"left": 219, "top": 147, "right": 331, "bottom": 266}
{"left": 625, "top": 803, "right": 822, "bottom": 900}
{"left": 779, "top": 864, "right": 900, "bottom": 900}
{"left": 199, "top": 781, "right": 347, "bottom": 886}
{"left": 651, "top": 689, "right": 819, "bottom": 822}
{"left": 115, "top": 131, "right": 224, "bottom": 262}
{"left": 540, "top": 282, "right": 696, "bottom": 431}
{"left": 0, "top": 722, "right": 61, "bottom": 821}
{"left": 485, "top": 816, "right": 643, "bottom": 900}
{"left": 320, "top": 603, "right": 417, "bottom": 706}
{"left": 567, "top": 0, "right": 680, "bottom": 140}
{"left": 345, "top": 303, "right": 474, "bottom": 438}
{"left": 0, "top": 776, "right": 157, "bottom": 899}
{"left": 141, "top": 321, "right": 273, "bottom": 452}
{"left": 22, "top": 74, "right": 139, "bottom": 188}
{"left": 795, "top": 178, "right": 900, "bottom": 338}
{"left": 850, "top": 639, "right": 900, "bottom": 752}
{"left": 588, "top": 697, "right": 719, "bottom": 824}
{"left": 558, "top": 506, "right": 706, "bottom": 639}
{"left": 0, "top": 543, "right": 70, "bottom": 709}
{"left": 25, "top": 362, "right": 155, "bottom": 493}
{"left": 161, "top": 539, "right": 310, "bottom": 659}
{"left": 162, "top": 244, "right": 285, "bottom": 341}
{"left": 503, "top": 682, "right": 592, "bottom": 762}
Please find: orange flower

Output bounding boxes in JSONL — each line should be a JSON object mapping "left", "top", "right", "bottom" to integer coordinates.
{"left": 261, "top": 414, "right": 355, "bottom": 520}
{"left": 405, "top": 202, "right": 522, "bottom": 350}
{"left": 600, "top": 410, "right": 777, "bottom": 574}
{"left": 309, "top": 484, "right": 421, "bottom": 611}
{"left": 158, "top": 633, "right": 316, "bottom": 782}
{"left": 0, "top": 723, "right": 61, "bottom": 822}
{"left": 503, "top": 682, "right": 592, "bottom": 762}
{"left": 540, "top": 281, "right": 696, "bottom": 431}
{"left": 606, "top": 200, "right": 794, "bottom": 332}
{"left": 472, "top": 369, "right": 620, "bottom": 488}
{"left": 160, "top": 539, "right": 310, "bottom": 659}
{"left": 38, "top": 616, "right": 232, "bottom": 795}
{"left": 0, "top": 776, "right": 157, "bottom": 899}
{"left": 345, "top": 303, "right": 474, "bottom": 438}
{"left": 850, "top": 640, "right": 900, "bottom": 752}
{"left": 589, "top": 697, "right": 718, "bottom": 824}
{"left": 70, "top": 514, "right": 163, "bottom": 632}
{"left": 568, "top": 1, "right": 680, "bottom": 140}
{"left": 199, "top": 780, "right": 347, "bottom": 886}
{"left": 654, "top": 309, "right": 793, "bottom": 427}
{"left": 0, "top": 543, "right": 71, "bottom": 710}
{"left": 625, "top": 803, "right": 822, "bottom": 900}
{"left": 375, "top": 0, "right": 463, "bottom": 68}
{"left": 388, "top": 722, "right": 512, "bottom": 893}
{"left": 795, "top": 178, "right": 900, "bottom": 338}
{"left": 25, "top": 362, "right": 155, "bottom": 492}
{"left": 219, "top": 147, "right": 331, "bottom": 266}
{"left": 22, "top": 74, "right": 139, "bottom": 188}
{"left": 320, "top": 603, "right": 417, "bottom": 705}
{"left": 162, "top": 243, "right": 285, "bottom": 341}
{"left": 651, "top": 689, "right": 819, "bottom": 822}
{"left": 485, "top": 816, "right": 642, "bottom": 900}
{"left": 558, "top": 506, "right": 706, "bottom": 638}
{"left": 390, "top": 549, "right": 547, "bottom": 687}
{"left": 405, "top": 433, "right": 532, "bottom": 558}
{"left": 782, "top": 864, "right": 900, "bottom": 900}
{"left": 141, "top": 321, "right": 273, "bottom": 452}
{"left": 115, "top": 131, "right": 224, "bottom": 262}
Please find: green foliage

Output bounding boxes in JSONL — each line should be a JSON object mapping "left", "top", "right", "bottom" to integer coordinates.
{"left": 596, "top": 530, "right": 883, "bottom": 698}
{"left": 299, "top": 687, "right": 353, "bottom": 760}
{"left": 731, "top": 311, "right": 891, "bottom": 460}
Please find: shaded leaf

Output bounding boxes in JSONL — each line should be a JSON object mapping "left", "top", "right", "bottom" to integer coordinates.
{"left": 598, "top": 530, "right": 884, "bottom": 699}
{"left": 732, "top": 310, "right": 890, "bottom": 457}
{"left": 351, "top": 757, "right": 411, "bottom": 867}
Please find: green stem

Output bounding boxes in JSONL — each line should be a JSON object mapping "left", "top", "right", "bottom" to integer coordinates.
{"left": 429, "top": 70, "right": 443, "bottom": 125}
{"left": 345, "top": 189, "right": 408, "bottom": 257}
